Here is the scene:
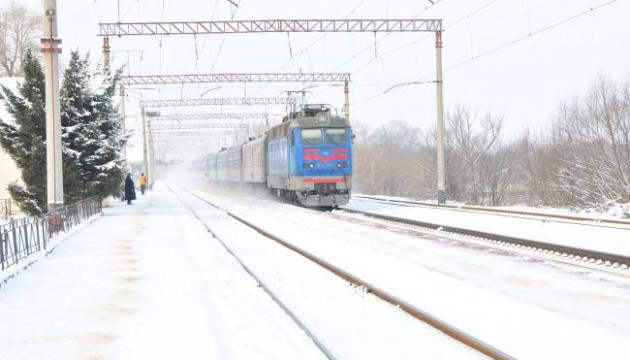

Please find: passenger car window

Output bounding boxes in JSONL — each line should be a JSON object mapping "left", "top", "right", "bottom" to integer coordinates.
{"left": 301, "top": 129, "right": 323, "bottom": 145}
{"left": 325, "top": 128, "right": 347, "bottom": 145}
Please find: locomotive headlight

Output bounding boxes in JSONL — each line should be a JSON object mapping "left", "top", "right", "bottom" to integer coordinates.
{"left": 303, "top": 163, "right": 315, "bottom": 169}
{"left": 337, "top": 162, "right": 348, "bottom": 168}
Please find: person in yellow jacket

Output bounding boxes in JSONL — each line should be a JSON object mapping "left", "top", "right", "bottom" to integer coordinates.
{"left": 139, "top": 173, "right": 147, "bottom": 195}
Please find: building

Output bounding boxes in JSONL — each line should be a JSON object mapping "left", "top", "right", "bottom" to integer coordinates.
{"left": 0, "top": 78, "right": 23, "bottom": 205}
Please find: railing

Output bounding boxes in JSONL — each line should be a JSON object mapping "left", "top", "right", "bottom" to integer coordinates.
{"left": 0, "top": 197, "right": 102, "bottom": 271}
{"left": 1, "top": 199, "right": 10, "bottom": 221}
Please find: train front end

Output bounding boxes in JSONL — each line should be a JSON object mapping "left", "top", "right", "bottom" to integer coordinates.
{"left": 267, "top": 105, "right": 352, "bottom": 207}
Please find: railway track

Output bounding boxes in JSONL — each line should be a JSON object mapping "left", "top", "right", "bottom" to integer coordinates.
{"left": 333, "top": 206, "right": 630, "bottom": 273}
{"left": 352, "top": 195, "right": 630, "bottom": 228}
{"left": 168, "top": 185, "right": 338, "bottom": 360}
{"left": 170, "top": 185, "right": 514, "bottom": 360}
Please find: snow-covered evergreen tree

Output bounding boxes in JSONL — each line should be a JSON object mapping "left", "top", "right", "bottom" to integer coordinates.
{"left": 61, "top": 51, "right": 127, "bottom": 201}
{"left": 0, "top": 51, "right": 127, "bottom": 215}
{"left": 0, "top": 51, "right": 49, "bottom": 214}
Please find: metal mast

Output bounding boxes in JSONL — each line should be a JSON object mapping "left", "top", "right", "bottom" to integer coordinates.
{"left": 42, "top": 0, "right": 63, "bottom": 210}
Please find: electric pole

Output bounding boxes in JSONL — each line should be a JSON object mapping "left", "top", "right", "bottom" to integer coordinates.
{"left": 42, "top": 0, "right": 64, "bottom": 211}
{"left": 436, "top": 31, "right": 446, "bottom": 205}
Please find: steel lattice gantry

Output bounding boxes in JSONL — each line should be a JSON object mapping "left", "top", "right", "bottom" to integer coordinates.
{"left": 98, "top": 19, "right": 442, "bottom": 36}
{"left": 151, "top": 123, "right": 249, "bottom": 131}
{"left": 152, "top": 132, "right": 243, "bottom": 141}
{"left": 105, "top": 17, "right": 448, "bottom": 204}
{"left": 121, "top": 73, "right": 350, "bottom": 86}
{"left": 139, "top": 97, "right": 297, "bottom": 108}
{"left": 151, "top": 113, "right": 268, "bottom": 121}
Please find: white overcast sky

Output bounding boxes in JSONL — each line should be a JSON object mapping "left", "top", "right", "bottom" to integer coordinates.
{"left": 13, "top": 0, "right": 630, "bottom": 157}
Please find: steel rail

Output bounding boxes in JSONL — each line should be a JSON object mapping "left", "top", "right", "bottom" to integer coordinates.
{"left": 167, "top": 185, "right": 338, "bottom": 360}
{"left": 353, "top": 195, "right": 630, "bottom": 227}
{"left": 178, "top": 187, "right": 515, "bottom": 360}
{"left": 339, "top": 207, "right": 630, "bottom": 268}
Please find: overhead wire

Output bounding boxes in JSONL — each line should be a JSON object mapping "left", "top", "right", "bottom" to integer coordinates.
{"left": 441, "top": 0, "right": 618, "bottom": 74}
{"left": 330, "top": 0, "right": 447, "bottom": 72}
{"left": 250, "top": 0, "right": 369, "bottom": 101}
{"left": 198, "top": 0, "right": 220, "bottom": 64}
{"left": 277, "top": 0, "right": 368, "bottom": 72}
{"left": 210, "top": 0, "right": 244, "bottom": 72}
{"left": 340, "top": 0, "right": 501, "bottom": 74}
{"left": 352, "top": 0, "right": 619, "bottom": 105}
{"left": 121, "top": 0, "right": 137, "bottom": 22}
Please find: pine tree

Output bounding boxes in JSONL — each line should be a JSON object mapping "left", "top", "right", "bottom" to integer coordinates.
{"left": 0, "top": 50, "right": 125, "bottom": 215}
{"left": 89, "top": 61, "right": 127, "bottom": 200}
{"left": 61, "top": 51, "right": 126, "bottom": 201}
{"left": 60, "top": 51, "right": 96, "bottom": 202}
{"left": 0, "top": 51, "right": 48, "bottom": 215}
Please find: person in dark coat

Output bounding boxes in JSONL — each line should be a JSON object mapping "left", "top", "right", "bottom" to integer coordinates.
{"left": 124, "top": 173, "right": 136, "bottom": 205}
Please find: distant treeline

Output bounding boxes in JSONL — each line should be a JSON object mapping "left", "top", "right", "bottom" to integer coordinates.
{"left": 353, "top": 76, "right": 630, "bottom": 211}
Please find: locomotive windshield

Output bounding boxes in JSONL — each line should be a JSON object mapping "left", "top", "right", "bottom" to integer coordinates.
{"left": 300, "top": 128, "right": 348, "bottom": 145}
{"left": 301, "top": 129, "right": 323, "bottom": 145}
{"left": 325, "top": 128, "right": 347, "bottom": 145}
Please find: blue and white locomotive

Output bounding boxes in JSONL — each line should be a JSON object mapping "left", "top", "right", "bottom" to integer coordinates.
{"left": 197, "top": 104, "right": 352, "bottom": 207}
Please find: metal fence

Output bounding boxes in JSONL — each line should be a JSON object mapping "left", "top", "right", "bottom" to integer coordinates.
{"left": 0, "top": 197, "right": 102, "bottom": 271}
{"left": 0, "top": 199, "right": 10, "bottom": 221}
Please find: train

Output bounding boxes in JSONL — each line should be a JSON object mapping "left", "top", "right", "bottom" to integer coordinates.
{"left": 193, "top": 104, "right": 353, "bottom": 207}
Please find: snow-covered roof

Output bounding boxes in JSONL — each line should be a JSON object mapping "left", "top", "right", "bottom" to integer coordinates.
{"left": 0, "top": 77, "right": 21, "bottom": 126}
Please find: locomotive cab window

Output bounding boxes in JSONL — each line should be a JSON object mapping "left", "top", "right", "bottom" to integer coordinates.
{"left": 325, "top": 128, "right": 347, "bottom": 145}
{"left": 301, "top": 129, "right": 323, "bottom": 145}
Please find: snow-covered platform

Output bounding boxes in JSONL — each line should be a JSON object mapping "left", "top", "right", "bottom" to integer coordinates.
{"left": 0, "top": 183, "right": 327, "bottom": 360}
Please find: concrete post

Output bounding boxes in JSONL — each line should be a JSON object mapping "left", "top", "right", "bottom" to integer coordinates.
{"left": 42, "top": 0, "right": 64, "bottom": 211}
{"left": 103, "top": 37, "right": 110, "bottom": 70}
{"left": 147, "top": 118, "right": 154, "bottom": 188}
{"left": 141, "top": 107, "right": 148, "bottom": 184}
{"left": 435, "top": 31, "right": 446, "bottom": 205}
{"left": 343, "top": 80, "right": 350, "bottom": 121}
{"left": 119, "top": 85, "right": 127, "bottom": 163}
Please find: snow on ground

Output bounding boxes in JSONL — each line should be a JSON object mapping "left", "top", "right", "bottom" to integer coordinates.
{"left": 189, "top": 184, "right": 630, "bottom": 360}
{"left": 3, "top": 180, "right": 630, "bottom": 359}
{"left": 357, "top": 194, "right": 630, "bottom": 221}
{"left": 345, "top": 197, "right": 630, "bottom": 258}
{"left": 175, "top": 187, "right": 486, "bottom": 360}
{"left": 0, "top": 183, "right": 331, "bottom": 360}
{"left": 0, "top": 213, "right": 101, "bottom": 284}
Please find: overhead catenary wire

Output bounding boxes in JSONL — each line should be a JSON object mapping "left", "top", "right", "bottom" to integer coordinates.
{"left": 330, "top": 0, "right": 446, "bottom": 72}
{"left": 277, "top": 0, "right": 368, "bottom": 72}
{"left": 352, "top": 0, "right": 619, "bottom": 105}
{"left": 340, "top": 0, "right": 501, "bottom": 74}
{"left": 210, "top": 0, "right": 244, "bottom": 72}
{"left": 248, "top": 0, "right": 369, "bottom": 102}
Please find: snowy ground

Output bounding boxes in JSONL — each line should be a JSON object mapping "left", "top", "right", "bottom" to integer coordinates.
{"left": 2, "top": 181, "right": 630, "bottom": 359}
{"left": 0, "top": 185, "right": 329, "bottom": 359}
{"left": 186, "top": 182, "right": 630, "bottom": 360}
{"left": 345, "top": 196, "right": 630, "bottom": 258}
{"left": 0, "top": 182, "right": 483, "bottom": 360}
{"left": 355, "top": 193, "right": 630, "bottom": 221}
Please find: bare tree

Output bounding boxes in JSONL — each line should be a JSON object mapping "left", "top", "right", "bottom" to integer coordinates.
{"left": 446, "top": 105, "right": 504, "bottom": 204}
{"left": 352, "top": 76, "right": 630, "bottom": 210}
{"left": 553, "top": 77, "right": 630, "bottom": 207}
{"left": 514, "top": 129, "right": 567, "bottom": 206}
{"left": 352, "top": 121, "right": 431, "bottom": 197}
{"left": 0, "top": 2, "right": 41, "bottom": 77}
